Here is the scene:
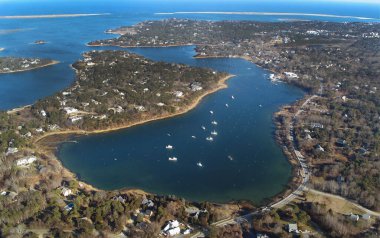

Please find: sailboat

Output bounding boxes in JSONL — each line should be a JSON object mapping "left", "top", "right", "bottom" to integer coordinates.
{"left": 166, "top": 145, "right": 173, "bottom": 150}
{"left": 168, "top": 157, "right": 178, "bottom": 161}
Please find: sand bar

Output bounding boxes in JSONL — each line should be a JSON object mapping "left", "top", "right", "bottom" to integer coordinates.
{"left": 0, "top": 13, "right": 110, "bottom": 19}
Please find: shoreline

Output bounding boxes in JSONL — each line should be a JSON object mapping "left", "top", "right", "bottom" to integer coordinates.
{"left": 37, "top": 45, "right": 303, "bottom": 207}
{"left": 87, "top": 42, "right": 196, "bottom": 48}
{"left": 35, "top": 74, "right": 234, "bottom": 142}
{"left": 35, "top": 74, "right": 235, "bottom": 198}
{"left": 0, "top": 60, "right": 60, "bottom": 74}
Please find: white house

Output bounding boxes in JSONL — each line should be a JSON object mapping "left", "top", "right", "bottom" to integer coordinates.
{"left": 69, "top": 116, "right": 83, "bottom": 123}
{"left": 284, "top": 72, "right": 299, "bottom": 79}
{"left": 163, "top": 220, "right": 180, "bottom": 236}
{"left": 6, "top": 147, "right": 18, "bottom": 156}
{"left": 167, "top": 227, "right": 180, "bottom": 236}
{"left": 61, "top": 187, "right": 72, "bottom": 197}
{"left": 141, "top": 197, "right": 154, "bottom": 207}
{"left": 288, "top": 223, "right": 298, "bottom": 233}
{"left": 16, "top": 156, "right": 37, "bottom": 166}
{"left": 40, "top": 110, "right": 47, "bottom": 117}
{"left": 362, "top": 214, "right": 371, "bottom": 220}
{"left": 174, "top": 91, "right": 184, "bottom": 98}
{"left": 63, "top": 107, "right": 78, "bottom": 115}
{"left": 350, "top": 213, "right": 360, "bottom": 221}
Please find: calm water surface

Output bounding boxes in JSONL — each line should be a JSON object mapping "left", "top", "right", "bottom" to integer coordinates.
{"left": 59, "top": 46, "right": 304, "bottom": 203}
{"left": 1, "top": 0, "right": 377, "bottom": 203}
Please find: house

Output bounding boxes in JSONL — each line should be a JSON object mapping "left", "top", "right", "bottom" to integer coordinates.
{"left": 284, "top": 72, "right": 298, "bottom": 79}
{"left": 288, "top": 223, "right": 298, "bottom": 233}
{"left": 61, "top": 187, "right": 72, "bottom": 197}
{"left": 190, "top": 82, "right": 203, "bottom": 91}
{"left": 167, "top": 227, "right": 180, "bottom": 236}
{"left": 112, "top": 195, "right": 126, "bottom": 203}
{"left": 141, "top": 197, "right": 154, "bottom": 207}
{"left": 16, "top": 156, "right": 37, "bottom": 166}
{"left": 316, "top": 145, "right": 325, "bottom": 152}
{"left": 69, "top": 116, "right": 83, "bottom": 123}
{"left": 174, "top": 91, "right": 184, "bottom": 98}
{"left": 310, "top": 122, "right": 324, "bottom": 129}
{"left": 163, "top": 220, "right": 181, "bottom": 236}
{"left": 362, "top": 214, "right": 371, "bottom": 220}
{"left": 40, "top": 110, "right": 47, "bottom": 117}
{"left": 5, "top": 147, "right": 18, "bottom": 156}
{"left": 350, "top": 213, "right": 359, "bottom": 221}
{"left": 144, "top": 210, "right": 154, "bottom": 217}
{"left": 336, "top": 139, "right": 347, "bottom": 147}
{"left": 63, "top": 107, "right": 78, "bottom": 114}
{"left": 64, "top": 203, "right": 74, "bottom": 212}
{"left": 183, "top": 228, "right": 192, "bottom": 235}
{"left": 35, "top": 128, "right": 44, "bottom": 133}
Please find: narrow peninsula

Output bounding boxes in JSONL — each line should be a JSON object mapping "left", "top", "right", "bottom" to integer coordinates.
{"left": 0, "top": 57, "right": 59, "bottom": 73}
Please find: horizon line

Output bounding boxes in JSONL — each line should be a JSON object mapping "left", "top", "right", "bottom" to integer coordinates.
{"left": 155, "top": 11, "right": 380, "bottom": 21}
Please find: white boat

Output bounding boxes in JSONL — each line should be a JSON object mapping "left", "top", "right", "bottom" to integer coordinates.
{"left": 211, "top": 120, "right": 218, "bottom": 125}
{"left": 225, "top": 103, "right": 229, "bottom": 107}
{"left": 168, "top": 157, "right": 177, "bottom": 161}
{"left": 231, "top": 95, "right": 235, "bottom": 100}
{"left": 165, "top": 145, "right": 173, "bottom": 150}
{"left": 197, "top": 162, "right": 203, "bottom": 167}
{"left": 191, "top": 135, "right": 196, "bottom": 139}
{"left": 206, "top": 136, "right": 214, "bottom": 141}
{"left": 211, "top": 130, "right": 218, "bottom": 136}
{"left": 259, "top": 104, "right": 263, "bottom": 108}
{"left": 201, "top": 126, "right": 206, "bottom": 130}
{"left": 228, "top": 155, "right": 234, "bottom": 161}
{"left": 210, "top": 110, "right": 214, "bottom": 114}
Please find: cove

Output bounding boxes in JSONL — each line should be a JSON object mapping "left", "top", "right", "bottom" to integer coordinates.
{"left": 58, "top": 46, "right": 304, "bottom": 203}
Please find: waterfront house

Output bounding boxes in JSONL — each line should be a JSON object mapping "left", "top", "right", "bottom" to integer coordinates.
{"left": 141, "top": 197, "right": 154, "bottom": 207}
{"left": 284, "top": 72, "right": 298, "bottom": 79}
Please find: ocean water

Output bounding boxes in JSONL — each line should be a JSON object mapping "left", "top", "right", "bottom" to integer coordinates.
{"left": 1, "top": 0, "right": 378, "bottom": 203}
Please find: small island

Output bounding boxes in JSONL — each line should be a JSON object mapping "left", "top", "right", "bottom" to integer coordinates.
{"left": 0, "top": 57, "right": 59, "bottom": 73}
